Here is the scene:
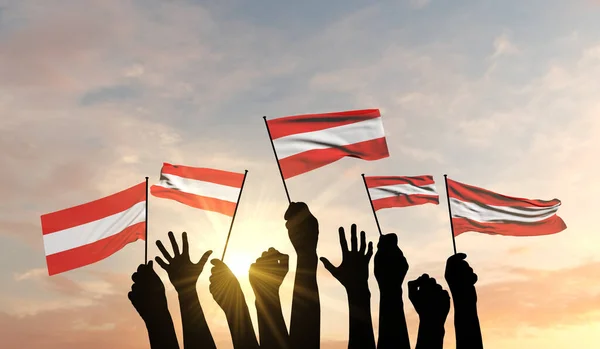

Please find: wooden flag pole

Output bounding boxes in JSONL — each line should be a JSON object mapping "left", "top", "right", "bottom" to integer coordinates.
{"left": 443, "top": 174, "right": 458, "bottom": 255}
{"left": 361, "top": 174, "right": 383, "bottom": 236}
{"left": 221, "top": 170, "right": 249, "bottom": 261}
{"left": 263, "top": 116, "right": 291, "bottom": 204}
{"left": 145, "top": 176, "right": 149, "bottom": 264}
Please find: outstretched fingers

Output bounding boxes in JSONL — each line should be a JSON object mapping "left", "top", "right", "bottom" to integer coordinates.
{"left": 319, "top": 257, "right": 338, "bottom": 278}
{"left": 181, "top": 232, "right": 189, "bottom": 257}
{"left": 168, "top": 231, "right": 180, "bottom": 256}
{"left": 359, "top": 230, "right": 366, "bottom": 254}
{"left": 156, "top": 240, "right": 173, "bottom": 263}
{"left": 350, "top": 224, "right": 358, "bottom": 252}
{"left": 197, "top": 250, "right": 213, "bottom": 269}
{"left": 338, "top": 227, "right": 349, "bottom": 255}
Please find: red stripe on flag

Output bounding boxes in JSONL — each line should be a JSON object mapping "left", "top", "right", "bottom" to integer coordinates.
{"left": 267, "top": 109, "right": 381, "bottom": 140}
{"left": 452, "top": 216, "right": 567, "bottom": 237}
{"left": 46, "top": 222, "right": 146, "bottom": 276}
{"left": 279, "top": 137, "right": 389, "bottom": 179}
{"left": 372, "top": 194, "right": 439, "bottom": 211}
{"left": 447, "top": 179, "right": 561, "bottom": 208}
{"left": 41, "top": 182, "right": 146, "bottom": 235}
{"left": 365, "top": 175, "right": 435, "bottom": 188}
{"left": 150, "top": 186, "right": 236, "bottom": 216}
{"left": 161, "top": 163, "right": 244, "bottom": 188}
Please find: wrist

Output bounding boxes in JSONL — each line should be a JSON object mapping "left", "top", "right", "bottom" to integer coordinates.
{"left": 254, "top": 288, "right": 280, "bottom": 303}
{"left": 347, "top": 285, "right": 371, "bottom": 300}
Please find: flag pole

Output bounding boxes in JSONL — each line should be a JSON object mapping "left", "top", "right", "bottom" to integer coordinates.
{"left": 361, "top": 174, "right": 383, "bottom": 236}
{"left": 443, "top": 174, "right": 458, "bottom": 255}
{"left": 221, "top": 170, "right": 249, "bottom": 261}
{"left": 145, "top": 176, "right": 149, "bottom": 264}
{"left": 263, "top": 116, "right": 291, "bottom": 204}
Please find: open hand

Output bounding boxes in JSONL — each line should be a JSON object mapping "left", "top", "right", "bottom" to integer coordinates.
{"left": 209, "top": 259, "right": 245, "bottom": 315}
{"left": 408, "top": 274, "right": 450, "bottom": 325}
{"left": 374, "top": 233, "right": 409, "bottom": 290}
{"left": 320, "top": 224, "right": 373, "bottom": 294}
{"left": 284, "top": 202, "right": 319, "bottom": 255}
{"left": 445, "top": 253, "right": 478, "bottom": 302}
{"left": 128, "top": 261, "right": 167, "bottom": 321}
{"left": 249, "top": 248, "right": 289, "bottom": 296}
{"left": 155, "top": 231, "right": 212, "bottom": 293}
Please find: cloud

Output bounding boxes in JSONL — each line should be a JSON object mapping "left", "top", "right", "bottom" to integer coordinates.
{"left": 491, "top": 33, "right": 519, "bottom": 59}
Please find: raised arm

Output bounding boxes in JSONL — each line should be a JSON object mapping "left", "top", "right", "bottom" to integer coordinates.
{"left": 155, "top": 231, "right": 215, "bottom": 349}
{"left": 209, "top": 259, "right": 259, "bottom": 349}
{"left": 128, "top": 261, "right": 180, "bottom": 349}
{"left": 374, "top": 233, "right": 410, "bottom": 349}
{"left": 445, "top": 253, "right": 483, "bottom": 349}
{"left": 320, "top": 224, "right": 376, "bottom": 349}
{"left": 284, "top": 202, "right": 320, "bottom": 349}
{"left": 249, "top": 248, "right": 290, "bottom": 349}
{"left": 408, "top": 274, "right": 450, "bottom": 349}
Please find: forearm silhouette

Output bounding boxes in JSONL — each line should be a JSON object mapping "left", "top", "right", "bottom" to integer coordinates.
{"left": 155, "top": 232, "right": 216, "bottom": 349}
{"left": 374, "top": 234, "right": 411, "bottom": 349}
{"left": 249, "top": 248, "right": 291, "bottom": 349}
{"left": 128, "top": 261, "right": 180, "bottom": 349}
{"left": 408, "top": 274, "right": 450, "bottom": 349}
{"left": 321, "top": 224, "right": 376, "bottom": 349}
{"left": 209, "top": 259, "right": 259, "bottom": 349}
{"left": 285, "top": 202, "right": 321, "bottom": 349}
{"left": 445, "top": 253, "right": 484, "bottom": 349}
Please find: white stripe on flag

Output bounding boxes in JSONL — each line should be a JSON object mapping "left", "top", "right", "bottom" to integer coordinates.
{"left": 156, "top": 173, "right": 240, "bottom": 203}
{"left": 273, "top": 117, "right": 385, "bottom": 159}
{"left": 450, "top": 198, "right": 560, "bottom": 224}
{"left": 368, "top": 183, "right": 437, "bottom": 201}
{"left": 43, "top": 201, "right": 146, "bottom": 256}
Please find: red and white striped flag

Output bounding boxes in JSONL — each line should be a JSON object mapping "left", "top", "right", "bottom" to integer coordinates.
{"left": 41, "top": 182, "right": 146, "bottom": 276}
{"left": 266, "top": 109, "right": 390, "bottom": 179}
{"left": 365, "top": 175, "right": 439, "bottom": 211}
{"left": 150, "top": 163, "right": 244, "bottom": 216}
{"left": 447, "top": 178, "right": 567, "bottom": 237}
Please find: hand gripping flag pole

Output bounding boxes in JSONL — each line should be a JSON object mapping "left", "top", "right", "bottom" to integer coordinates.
{"left": 361, "top": 174, "right": 383, "bottom": 236}
{"left": 145, "top": 176, "right": 149, "bottom": 264}
{"left": 443, "top": 174, "right": 458, "bottom": 255}
{"left": 221, "top": 170, "right": 249, "bottom": 262}
{"left": 263, "top": 116, "right": 292, "bottom": 204}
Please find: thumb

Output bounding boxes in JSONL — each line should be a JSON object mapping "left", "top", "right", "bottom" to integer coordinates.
{"left": 319, "top": 257, "right": 337, "bottom": 275}
{"left": 147, "top": 260, "right": 154, "bottom": 268}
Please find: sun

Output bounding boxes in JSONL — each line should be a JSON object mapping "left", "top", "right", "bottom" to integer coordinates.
{"left": 223, "top": 252, "right": 255, "bottom": 278}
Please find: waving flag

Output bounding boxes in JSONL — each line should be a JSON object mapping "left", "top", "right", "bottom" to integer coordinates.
{"left": 365, "top": 175, "right": 439, "bottom": 211}
{"left": 265, "top": 109, "right": 389, "bottom": 179}
{"left": 41, "top": 182, "right": 146, "bottom": 275}
{"left": 150, "top": 163, "right": 245, "bottom": 217}
{"left": 447, "top": 178, "right": 566, "bottom": 237}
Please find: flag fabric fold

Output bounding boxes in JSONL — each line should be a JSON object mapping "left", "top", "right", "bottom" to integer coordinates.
{"left": 365, "top": 175, "right": 439, "bottom": 211}
{"left": 266, "top": 109, "right": 390, "bottom": 179}
{"left": 447, "top": 178, "right": 566, "bottom": 237}
{"left": 150, "top": 163, "right": 244, "bottom": 216}
{"left": 41, "top": 182, "right": 146, "bottom": 276}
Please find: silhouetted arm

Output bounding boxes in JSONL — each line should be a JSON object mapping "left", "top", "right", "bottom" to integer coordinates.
{"left": 374, "top": 234, "right": 410, "bottom": 349}
{"left": 445, "top": 253, "right": 483, "bottom": 349}
{"left": 249, "top": 248, "right": 290, "bottom": 349}
{"left": 408, "top": 274, "right": 450, "bottom": 349}
{"left": 321, "top": 224, "right": 376, "bottom": 349}
{"left": 128, "top": 261, "right": 180, "bottom": 349}
{"left": 209, "top": 259, "right": 259, "bottom": 349}
{"left": 285, "top": 202, "right": 320, "bottom": 349}
{"left": 155, "top": 232, "right": 215, "bottom": 349}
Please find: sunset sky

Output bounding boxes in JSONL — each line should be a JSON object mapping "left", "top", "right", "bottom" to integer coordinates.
{"left": 2, "top": 0, "right": 600, "bottom": 348}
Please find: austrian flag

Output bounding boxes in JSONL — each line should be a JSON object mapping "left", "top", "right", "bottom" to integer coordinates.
{"left": 150, "top": 163, "right": 245, "bottom": 217}
{"left": 447, "top": 178, "right": 567, "bottom": 237}
{"left": 266, "top": 109, "right": 390, "bottom": 179}
{"left": 41, "top": 182, "right": 147, "bottom": 276}
{"left": 365, "top": 175, "right": 439, "bottom": 211}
